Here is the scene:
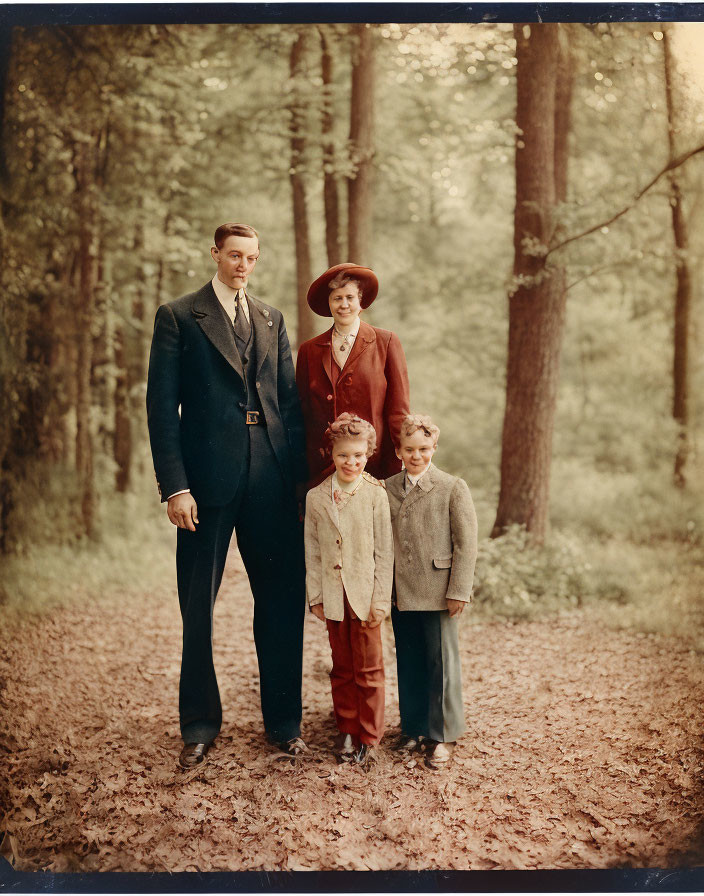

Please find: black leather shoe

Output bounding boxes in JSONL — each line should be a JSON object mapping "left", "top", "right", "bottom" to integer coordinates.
{"left": 274, "top": 736, "right": 308, "bottom": 756}
{"left": 355, "top": 744, "right": 376, "bottom": 765}
{"left": 178, "top": 742, "right": 210, "bottom": 769}
{"left": 393, "top": 734, "right": 424, "bottom": 754}
{"left": 334, "top": 733, "right": 356, "bottom": 763}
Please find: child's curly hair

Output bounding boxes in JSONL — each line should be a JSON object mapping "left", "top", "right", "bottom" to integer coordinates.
{"left": 399, "top": 413, "right": 440, "bottom": 445}
{"left": 325, "top": 413, "right": 377, "bottom": 458}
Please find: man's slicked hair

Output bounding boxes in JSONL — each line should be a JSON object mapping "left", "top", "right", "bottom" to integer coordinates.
{"left": 214, "top": 223, "right": 259, "bottom": 249}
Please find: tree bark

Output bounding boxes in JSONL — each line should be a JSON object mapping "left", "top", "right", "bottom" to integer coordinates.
{"left": 289, "top": 30, "right": 316, "bottom": 347}
{"left": 347, "top": 23, "right": 375, "bottom": 265}
{"left": 663, "top": 27, "right": 692, "bottom": 488}
{"left": 0, "top": 25, "right": 13, "bottom": 199}
{"left": 0, "top": 26, "right": 15, "bottom": 550}
{"left": 492, "top": 24, "right": 571, "bottom": 543}
{"left": 320, "top": 27, "right": 343, "bottom": 267}
{"left": 74, "top": 137, "right": 98, "bottom": 537}
{"left": 113, "top": 323, "right": 131, "bottom": 492}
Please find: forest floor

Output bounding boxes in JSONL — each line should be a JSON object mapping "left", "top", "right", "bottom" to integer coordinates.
{"left": 1, "top": 546, "right": 704, "bottom": 874}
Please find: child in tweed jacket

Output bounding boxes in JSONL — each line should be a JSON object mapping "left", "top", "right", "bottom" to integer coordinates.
{"left": 385, "top": 414, "right": 478, "bottom": 769}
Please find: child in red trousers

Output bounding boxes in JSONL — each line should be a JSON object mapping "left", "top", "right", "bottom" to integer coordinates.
{"left": 304, "top": 413, "right": 393, "bottom": 764}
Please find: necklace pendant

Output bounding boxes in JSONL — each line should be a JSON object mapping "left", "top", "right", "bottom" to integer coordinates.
{"left": 340, "top": 344, "right": 347, "bottom": 352}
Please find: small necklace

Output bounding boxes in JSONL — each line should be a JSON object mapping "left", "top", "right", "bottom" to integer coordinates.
{"left": 333, "top": 474, "right": 364, "bottom": 506}
{"left": 333, "top": 326, "right": 355, "bottom": 352}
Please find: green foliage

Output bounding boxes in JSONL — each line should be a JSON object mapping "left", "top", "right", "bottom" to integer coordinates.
{"left": 0, "top": 471, "right": 174, "bottom": 615}
{"left": 1, "top": 20, "right": 703, "bottom": 644}
{"left": 551, "top": 459, "right": 704, "bottom": 545}
{"left": 473, "top": 525, "right": 596, "bottom": 617}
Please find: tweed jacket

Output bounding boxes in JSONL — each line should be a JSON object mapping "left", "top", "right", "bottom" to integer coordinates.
{"left": 304, "top": 472, "right": 394, "bottom": 622}
{"left": 385, "top": 463, "right": 478, "bottom": 612}
{"left": 146, "top": 281, "right": 307, "bottom": 506}
{"left": 295, "top": 320, "right": 410, "bottom": 488}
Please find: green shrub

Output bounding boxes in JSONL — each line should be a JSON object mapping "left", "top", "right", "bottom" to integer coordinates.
{"left": 472, "top": 524, "right": 596, "bottom": 618}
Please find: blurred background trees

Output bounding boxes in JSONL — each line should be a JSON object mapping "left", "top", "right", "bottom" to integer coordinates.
{"left": 1, "top": 20, "right": 702, "bottom": 636}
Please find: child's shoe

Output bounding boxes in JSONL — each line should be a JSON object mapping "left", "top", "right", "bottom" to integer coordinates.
{"left": 334, "top": 733, "right": 356, "bottom": 763}
{"left": 424, "top": 740, "right": 453, "bottom": 770}
{"left": 393, "top": 733, "right": 424, "bottom": 754}
{"left": 355, "top": 744, "right": 376, "bottom": 765}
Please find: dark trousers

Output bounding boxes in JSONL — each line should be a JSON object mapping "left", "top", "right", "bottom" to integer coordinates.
{"left": 326, "top": 596, "right": 385, "bottom": 746}
{"left": 176, "top": 425, "right": 305, "bottom": 745}
{"left": 391, "top": 604, "right": 465, "bottom": 743}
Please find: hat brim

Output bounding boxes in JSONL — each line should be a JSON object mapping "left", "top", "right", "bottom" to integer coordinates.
{"left": 306, "top": 263, "right": 379, "bottom": 317}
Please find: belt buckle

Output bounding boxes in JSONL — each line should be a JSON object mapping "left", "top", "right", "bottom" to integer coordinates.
{"left": 246, "top": 410, "right": 260, "bottom": 425}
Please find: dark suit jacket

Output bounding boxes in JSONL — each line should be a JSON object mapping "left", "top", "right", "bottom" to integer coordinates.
{"left": 295, "top": 320, "right": 410, "bottom": 488}
{"left": 146, "top": 281, "right": 307, "bottom": 507}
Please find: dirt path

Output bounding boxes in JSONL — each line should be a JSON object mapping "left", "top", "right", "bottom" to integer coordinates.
{"left": 1, "top": 547, "right": 703, "bottom": 873}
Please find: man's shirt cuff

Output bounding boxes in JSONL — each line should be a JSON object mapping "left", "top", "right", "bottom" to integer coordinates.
{"left": 167, "top": 489, "right": 191, "bottom": 500}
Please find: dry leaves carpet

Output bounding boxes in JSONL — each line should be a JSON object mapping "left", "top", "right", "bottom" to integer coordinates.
{"left": 1, "top": 547, "right": 703, "bottom": 873}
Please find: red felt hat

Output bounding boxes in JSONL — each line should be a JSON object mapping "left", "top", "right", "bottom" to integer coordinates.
{"left": 306, "top": 263, "right": 379, "bottom": 317}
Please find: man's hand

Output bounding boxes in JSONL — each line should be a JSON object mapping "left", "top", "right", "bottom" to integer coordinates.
{"left": 167, "top": 493, "right": 199, "bottom": 531}
{"left": 447, "top": 598, "right": 466, "bottom": 618}
{"left": 364, "top": 606, "right": 386, "bottom": 629}
{"left": 310, "top": 604, "right": 326, "bottom": 621}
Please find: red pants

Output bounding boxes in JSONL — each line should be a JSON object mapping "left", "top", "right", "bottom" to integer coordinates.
{"left": 326, "top": 597, "right": 385, "bottom": 746}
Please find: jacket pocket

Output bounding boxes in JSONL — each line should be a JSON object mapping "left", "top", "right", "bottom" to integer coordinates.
{"left": 432, "top": 557, "right": 452, "bottom": 569}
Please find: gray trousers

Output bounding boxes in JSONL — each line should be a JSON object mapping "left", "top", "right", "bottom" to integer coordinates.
{"left": 391, "top": 605, "right": 465, "bottom": 743}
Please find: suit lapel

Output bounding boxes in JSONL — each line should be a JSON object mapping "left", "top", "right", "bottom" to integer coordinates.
{"left": 249, "top": 296, "right": 275, "bottom": 376}
{"left": 401, "top": 463, "right": 437, "bottom": 509}
{"left": 385, "top": 474, "right": 405, "bottom": 507}
{"left": 313, "top": 327, "right": 334, "bottom": 388}
{"left": 341, "top": 319, "right": 375, "bottom": 374}
{"left": 316, "top": 477, "right": 341, "bottom": 533}
{"left": 192, "top": 283, "right": 244, "bottom": 382}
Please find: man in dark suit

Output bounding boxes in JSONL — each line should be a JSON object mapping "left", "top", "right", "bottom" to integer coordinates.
{"left": 146, "top": 222, "right": 308, "bottom": 768}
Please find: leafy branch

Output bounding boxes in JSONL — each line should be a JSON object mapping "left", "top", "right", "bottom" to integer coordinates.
{"left": 546, "top": 142, "right": 704, "bottom": 259}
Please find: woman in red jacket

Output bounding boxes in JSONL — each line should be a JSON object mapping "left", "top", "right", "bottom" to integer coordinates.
{"left": 296, "top": 263, "right": 410, "bottom": 489}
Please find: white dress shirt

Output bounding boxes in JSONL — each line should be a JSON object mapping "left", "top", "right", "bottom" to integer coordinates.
{"left": 403, "top": 463, "right": 432, "bottom": 495}
{"left": 211, "top": 274, "right": 250, "bottom": 327}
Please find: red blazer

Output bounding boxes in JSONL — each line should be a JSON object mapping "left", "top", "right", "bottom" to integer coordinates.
{"left": 296, "top": 320, "right": 410, "bottom": 488}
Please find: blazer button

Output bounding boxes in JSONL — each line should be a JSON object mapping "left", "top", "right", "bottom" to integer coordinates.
{"left": 336, "top": 539, "right": 341, "bottom": 545}
{"left": 256, "top": 381, "right": 260, "bottom": 388}
{"left": 327, "top": 394, "right": 333, "bottom": 401}
{"left": 267, "top": 320, "right": 273, "bottom": 327}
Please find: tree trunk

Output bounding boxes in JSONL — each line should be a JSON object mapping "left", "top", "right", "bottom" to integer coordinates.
{"left": 74, "top": 137, "right": 98, "bottom": 538}
{"left": 0, "top": 24, "right": 13, "bottom": 205}
{"left": 320, "top": 27, "right": 343, "bottom": 267}
{"left": 0, "top": 26, "right": 15, "bottom": 550}
{"left": 128, "top": 209, "right": 149, "bottom": 479}
{"left": 492, "top": 24, "right": 570, "bottom": 543}
{"left": 289, "top": 30, "right": 316, "bottom": 347}
{"left": 663, "top": 27, "right": 692, "bottom": 488}
{"left": 113, "top": 323, "right": 131, "bottom": 492}
{"left": 156, "top": 209, "right": 171, "bottom": 311}
{"left": 347, "top": 23, "right": 375, "bottom": 265}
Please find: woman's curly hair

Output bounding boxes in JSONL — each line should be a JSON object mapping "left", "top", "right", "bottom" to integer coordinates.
{"left": 399, "top": 413, "right": 440, "bottom": 445}
{"left": 324, "top": 412, "right": 377, "bottom": 458}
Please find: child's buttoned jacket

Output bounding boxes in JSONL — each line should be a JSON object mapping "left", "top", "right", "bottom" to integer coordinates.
{"left": 304, "top": 472, "right": 394, "bottom": 622}
{"left": 385, "top": 463, "right": 478, "bottom": 611}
